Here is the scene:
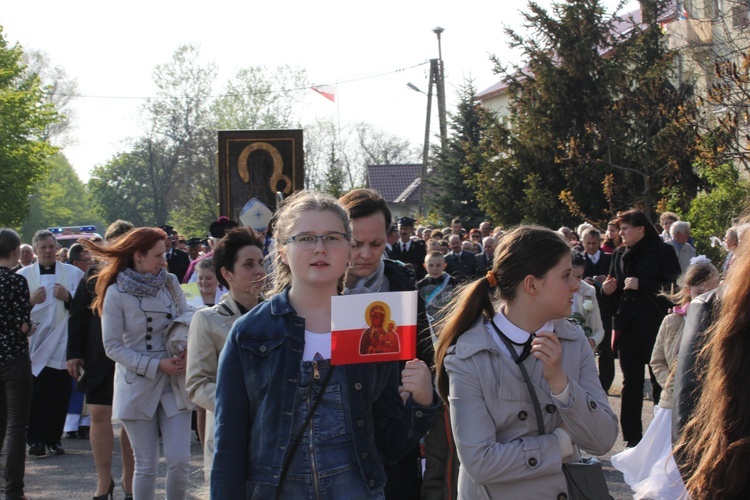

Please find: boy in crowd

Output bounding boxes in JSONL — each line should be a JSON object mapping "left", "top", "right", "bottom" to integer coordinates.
{"left": 417, "top": 251, "right": 457, "bottom": 325}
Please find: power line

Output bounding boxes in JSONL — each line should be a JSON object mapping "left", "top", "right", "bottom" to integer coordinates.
{"left": 44, "top": 60, "right": 431, "bottom": 100}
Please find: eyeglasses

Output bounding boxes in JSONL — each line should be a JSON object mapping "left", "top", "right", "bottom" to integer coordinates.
{"left": 286, "top": 232, "right": 350, "bottom": 249}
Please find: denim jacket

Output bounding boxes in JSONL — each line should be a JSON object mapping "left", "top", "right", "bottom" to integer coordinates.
{"left": 211, "top": 289, "right": 439, "bottom": 499}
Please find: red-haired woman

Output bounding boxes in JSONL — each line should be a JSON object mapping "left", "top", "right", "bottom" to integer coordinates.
{"left": 88, "top": 227, "right": 192, "bottom": 500}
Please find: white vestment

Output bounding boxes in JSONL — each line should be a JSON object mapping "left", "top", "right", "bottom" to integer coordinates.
{"left": 17, "top": 263, "right": 84, "bottom": 376}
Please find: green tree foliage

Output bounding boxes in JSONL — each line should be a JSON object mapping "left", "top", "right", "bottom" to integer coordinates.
{"left": 19, "top": 154, "right": 102, "bottom": 242}
{"left": 210, "top": 65, "right": 308, "bottom": 130}
{"left": 472, "top": 0, "right": 702, "bottom": 227}
{"left": 88, "top": 143, "right": 162, "bottom": 228}
{"left": 89, "top": 45, "right": 313, "bottom": 236}
{"left": 320, "top": 143, "right": 346, "bottom": 199}
{"left": 687, "top": 162, "right": 750, "bottom": 264}
{"left": 426, "top": 81, "right": 487, "bottom": 228}
{"left": 0, "top": 27, "right": 59, "bottom": 227}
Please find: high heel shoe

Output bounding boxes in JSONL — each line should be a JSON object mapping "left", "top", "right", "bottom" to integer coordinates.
{"left": 92, "top": 479, "right": 115, "bottom": 500}
{"left": 122, "top": 483, "right": 134, "bottom": 500}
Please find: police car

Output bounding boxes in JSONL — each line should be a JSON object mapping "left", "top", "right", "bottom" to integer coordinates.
{"left": 48, "top": 226, "right": 102, "bottom": 248}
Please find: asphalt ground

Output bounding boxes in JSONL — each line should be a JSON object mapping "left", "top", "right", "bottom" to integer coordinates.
{"left": 19, "top": 362, "right": 653, "bottom": 499}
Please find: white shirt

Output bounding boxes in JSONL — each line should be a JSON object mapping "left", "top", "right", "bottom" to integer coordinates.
{"left": 303, "top": 330, "right": 331, "bottom": 361}
{"left": 586, "top": 249, "right": 601, "bottom": 265}
{"left": 400, "top": 240, "right": 411, "bottom": 253}
{"left": 486, "top": 310, "right": 554, "bottom": 358}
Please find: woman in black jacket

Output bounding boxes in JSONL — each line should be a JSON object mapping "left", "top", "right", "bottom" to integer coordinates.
{"left": 602, "top": 209, "right": 681, "bottom": 448}
{"left": 339, "top": 189, "right": 434, "bottom": 500}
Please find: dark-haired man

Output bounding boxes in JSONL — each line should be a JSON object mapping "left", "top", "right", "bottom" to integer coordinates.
{"left": 581, "top": 228, "right": 615, "bottom": 392}
{"left": 390, "top": 217, "right": 427, "bottom": 280}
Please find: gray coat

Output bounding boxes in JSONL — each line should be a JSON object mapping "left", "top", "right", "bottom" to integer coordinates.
{"left": 102, "top": 273, "right": 191, "bottom": 420}
{"left": 444, "top": 316, "right": 617, "bottom": 499}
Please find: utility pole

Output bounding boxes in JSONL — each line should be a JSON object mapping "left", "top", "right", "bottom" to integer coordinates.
{"left": 433, "top": 27, "right": 448, "bottom": 150}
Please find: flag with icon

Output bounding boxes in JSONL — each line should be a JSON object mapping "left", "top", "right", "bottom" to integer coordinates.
{"left": 331, "top": 291, "right": 417, "bottom": 365}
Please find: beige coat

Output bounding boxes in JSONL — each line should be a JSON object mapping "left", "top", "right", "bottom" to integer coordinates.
{"left": 102, "top": 274, "right": 191, "bottom": 420}
{"left": 444, "top": 316, "right": 618, "bottom": 499}
{"left": 650, "top": 312, "right": 686, "bottom": 409}
{"left": 185, "top": 293, "right": 244, "bottom": 479}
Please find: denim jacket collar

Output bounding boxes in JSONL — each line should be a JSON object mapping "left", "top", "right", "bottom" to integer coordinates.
{"left": 270, "top": 288, "right": 296, "bottom": 316}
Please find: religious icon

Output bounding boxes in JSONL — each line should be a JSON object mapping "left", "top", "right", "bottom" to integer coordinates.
{"left": 359, "top": 302, "right": 401, "bottom": 355}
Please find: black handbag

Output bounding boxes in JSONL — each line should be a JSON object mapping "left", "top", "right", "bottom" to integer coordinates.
{"left": 562, "top": 457, "right": 612, "bottom": 500}
{"left": 490, "top": 320, "right": 612, "bottom": 500}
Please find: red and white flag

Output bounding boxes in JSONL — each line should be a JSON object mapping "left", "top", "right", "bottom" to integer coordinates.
{"left": 311, "top": 84, "right": 337, "bottom": 103}
{"left": 331, "top": 291, "right": 417, "bottom": 365}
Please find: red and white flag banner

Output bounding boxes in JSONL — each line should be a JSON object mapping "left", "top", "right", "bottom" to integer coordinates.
{"left": 311, "top": 84, "right": 337, "bottom": 103}
{"left": 331, "top": 291, "right": 417, "bottom": 365}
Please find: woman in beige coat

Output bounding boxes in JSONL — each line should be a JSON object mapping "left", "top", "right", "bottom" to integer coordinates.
{"left": 91, "top": 227, "right": 192, "bottom": 500}
{"left": 435, "top": 226, "right": 618, "bottom": 499}
{"left": 185, "top": 228, "right": 266, "bottom": 482}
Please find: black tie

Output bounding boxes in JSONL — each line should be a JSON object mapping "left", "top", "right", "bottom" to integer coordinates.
{"left": 402, "top": 242, "right": 407, "bottom": 253}
{"left": 490, "top": 319, "right": 534, "bottom": 364}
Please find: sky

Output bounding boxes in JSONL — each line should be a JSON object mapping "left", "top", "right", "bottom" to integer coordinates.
{"left": 3, "top": 0, "right": 638, "bottom": 181}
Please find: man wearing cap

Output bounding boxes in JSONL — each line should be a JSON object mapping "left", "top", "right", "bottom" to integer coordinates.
{"left": 185, "top": 238, "right": 203, "bottom": 261}
{"left": 160, "top": 225, "right": 191, "bottom": 283}
{"left": 182, "top": 217, "right": 238, "bottom": 283}
{"left": 390, "top": 217, "right": 427, "bottom": 280}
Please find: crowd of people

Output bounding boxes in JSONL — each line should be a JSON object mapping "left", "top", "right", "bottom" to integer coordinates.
{"left": 0, "top": 193, "right": 748, "bottom": 499}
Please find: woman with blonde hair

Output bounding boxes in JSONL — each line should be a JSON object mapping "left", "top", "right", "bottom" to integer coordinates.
{"left": 211, "top": 191, "right": 438, "bottom": 498}
{"left": 434, "top": 226, "right": 617, "bottom": 498}
{"left": 86, "top": 227, "right": 192, "bottom": 500}
{"left": 674, "top": 236, "right": 750, "bottom": 498}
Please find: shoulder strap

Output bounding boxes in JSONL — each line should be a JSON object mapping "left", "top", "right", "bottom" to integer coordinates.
{"left": 276, "top": 365, "right": 336, "bottom": 498}
{"left": 489, "top": 320, "right": 545, "bottom": 436}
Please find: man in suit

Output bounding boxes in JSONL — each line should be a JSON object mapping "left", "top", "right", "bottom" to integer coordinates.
{"left": 161, "top": 225, "right": 190, "bottom": 282}
{"left": 581, "top": 228, "right": 615, "bottom": 393}
{"left": 384, "top": 225, "right": 399, "bottom": 260}
{"left": 389, "top": 217, "right": 427, "bottom": 280}
{"left": 475, "top": 236, "right": 495, "bottom": 273}
{"left": 445, "top": 234, "right": 480, "bottom": 284}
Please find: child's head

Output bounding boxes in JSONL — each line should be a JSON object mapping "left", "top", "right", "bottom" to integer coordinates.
{"left": 271, "top": 191, "right": 351, "bottom": 295}
{"left": 683, "top": 260, "right": 720, "bottom": 302}
{"left": 424, "top": 251, "right": 447, "bottom": 279}
{"left": 571, "top": 251, "right": 587, "bottom": 283}
{"left": 196, "top": 258, "right": 218, "bottom": 296}
{"left": 663, "top": 259, "right": 720, "bottom": 306}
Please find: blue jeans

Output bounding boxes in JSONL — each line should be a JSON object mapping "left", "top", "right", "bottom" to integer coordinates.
{"left": 0, "top": 355, "right": 33, "bottom": 499}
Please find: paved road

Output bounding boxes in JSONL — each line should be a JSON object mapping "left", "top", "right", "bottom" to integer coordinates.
{"left": 21, "top": 364, "right": 654, "bottom": 499}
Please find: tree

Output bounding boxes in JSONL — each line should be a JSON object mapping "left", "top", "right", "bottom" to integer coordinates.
{"left": 304, "top": 120, "right": 419, "bottom": 191}
{"left": 314, "top": 143, "right": 345, "bottom": 199}
{"left": 687, "top": 161, "right": 750, "bottom": 264}
{"left": 426, "top": 80, "right": 487, "bottom": 227}
{"left": 23, "top": 49, "right": 78, "bottom": 146}
{"left": 0, "top": 26, "right": 59, "bottom": 227}
{"left": 210, "top": 65, "right": 308, "bottom": 130}
{"left": 88, "top": 138, "right": 173, "bottom": 227}
{"left": 20, "top": 154, "right": 102, "bottom": 242}
{"left": 472, "top": 0, "right": 702, "bottom": 227}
